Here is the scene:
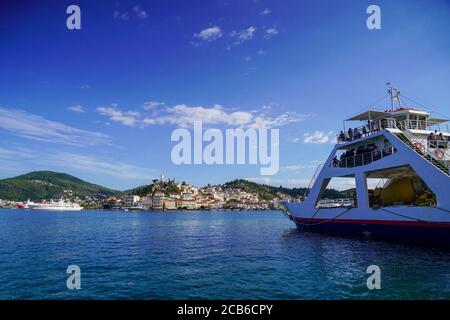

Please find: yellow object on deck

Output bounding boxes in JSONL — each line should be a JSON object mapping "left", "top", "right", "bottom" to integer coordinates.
{"left": 379, "top": 178, "right": 416, "bottom": 205}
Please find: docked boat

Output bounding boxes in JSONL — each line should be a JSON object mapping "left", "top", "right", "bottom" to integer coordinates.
{"left": 32, "top": 199, "right": 83, "bottom": 211}
{"left": 281, "top": 85, "right": 450, "bottom": 246}
{"left": 17, "top": 199, "right": 37, "bottom": 209}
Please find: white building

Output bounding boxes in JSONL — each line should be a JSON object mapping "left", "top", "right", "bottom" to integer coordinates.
{"left": 124, "top": 195, "right": 140, "bottom": 207}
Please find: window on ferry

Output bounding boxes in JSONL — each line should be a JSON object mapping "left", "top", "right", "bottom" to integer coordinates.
{"left": 366, "top": 166, "right": 436, "bottom": 208}
{"left": 315, "top": 176, "right": 357, "bottom": 209}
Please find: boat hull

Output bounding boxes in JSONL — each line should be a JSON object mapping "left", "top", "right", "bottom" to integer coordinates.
{"left": 293, "top": 217, "right": 450, "bottom": 247}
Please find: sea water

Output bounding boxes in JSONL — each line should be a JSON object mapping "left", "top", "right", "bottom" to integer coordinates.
{"left": 0, "top": 209, "right": 449, "bottom": 299}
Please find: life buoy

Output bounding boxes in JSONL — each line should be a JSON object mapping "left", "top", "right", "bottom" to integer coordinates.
{"left": 435, "top": 149, "right": 445, "bottom": 159}
{"left": 414, "top": 142, "right": 423, "bottom": 151}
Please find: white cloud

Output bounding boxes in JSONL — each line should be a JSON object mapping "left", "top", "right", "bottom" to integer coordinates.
{"left": 96, "top": 106, "right": 140, "bottom": 126}
{"left": 144, "top": 104, "right": 254, "bottom": 127}
{"left": 96, "top": 102, "right": 309, "bottom": 129}
{"left": 257, "top": 49, "right": 266, "bottom": 56}
{"left": 260, "top": 8, "right": 271, "bottom": 15}
{"left": 118, "top": 12, "right": 130, "bottom": 21}
{"left": 249, "top": 112, "right": 309, "bottom": 129}
{"left": 114, "top": 6, "right": 148, "bottom": 21}
{"left": 80, "top": 84, "right": 90, "bottom": 89}
{"left": 68, "top": 105, "right": 85, "bottom": 113}
{"left": 230, "top": 26, "right": 257, "bottom": 45}
{"left": 142, "top": 101, "right": 165, "bottom": 110}
{"left": 0, "top": 107, "right": 110, "bottom": 147}
{"left": 133, "top": 5, "right": 148, "bottom": 19}
{"left": 194, "top": 26, "right": 223, "bottom": 42}
{"left": 303, "top": 131, "right": 334, "bottom": 144}
{"left": 264, "top": 27, "right": 279, "bottom": 39}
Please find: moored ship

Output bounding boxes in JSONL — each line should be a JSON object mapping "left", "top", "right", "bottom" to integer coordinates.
{"left": 32, "top": 199, "right": 83, "bottom": 211}
{"left": 281, "top": 85, "right": 450, "bottom": 246}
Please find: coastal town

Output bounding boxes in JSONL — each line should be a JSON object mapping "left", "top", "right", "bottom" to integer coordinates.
{"left": 105, "top": 174, "right": 297, "bottom": 211}
{"left": 104, "top": 183, "right": 282, "bottom": 211}
{"left": 0, "top": 174, "right": 300, "bottom": 211}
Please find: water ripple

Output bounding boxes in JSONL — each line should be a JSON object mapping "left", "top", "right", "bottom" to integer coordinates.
{"left": 0, "top": 209, "right": 449, "bottom": 299}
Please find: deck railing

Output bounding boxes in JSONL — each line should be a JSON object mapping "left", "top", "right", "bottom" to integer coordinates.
{"left": 336, "top": 118, "right": 397, "bottom": 144}
{"left": 332, "top": 147, "right": 395, "bottom": 168}
{"left": 397, "top": 119, "right": 450, "bottom": 133}
{"left": 400, "top": 128, "right": 449, "bottom": 172}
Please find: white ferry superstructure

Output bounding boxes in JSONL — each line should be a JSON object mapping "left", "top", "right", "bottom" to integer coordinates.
{"left": 281, "top": 85, "right": 450, "bottom": 246}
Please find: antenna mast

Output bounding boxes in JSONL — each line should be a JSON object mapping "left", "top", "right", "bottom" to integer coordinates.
{"left": 386, "top": 83, "right": 403, "bottom": 111}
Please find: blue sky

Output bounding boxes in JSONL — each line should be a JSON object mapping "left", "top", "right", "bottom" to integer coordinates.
{"left": 1, "top": 0, "right": 450, "bottom": 190}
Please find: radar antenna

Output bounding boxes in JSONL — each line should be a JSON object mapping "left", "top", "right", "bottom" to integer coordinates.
{"left": 386, "top": 83, "right": 404, "bottom": 111}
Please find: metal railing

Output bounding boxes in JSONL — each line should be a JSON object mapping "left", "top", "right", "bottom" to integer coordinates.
{"left": 336, "top": 118, "right": 397, "bottom": 144}
{"left": 397, "top": 119, "right": 449, "bottom": 133}
{"left": 332, "top": 147, "right": 395, "bottom": 168}
{"left": 400, "top": 129, "right": 449, "bottom": 172}
{"left": 303, "top": 163, "right": 324, "bottom": 198}
{"left": 426, "top": 139, "right": 449, "bottom": 149}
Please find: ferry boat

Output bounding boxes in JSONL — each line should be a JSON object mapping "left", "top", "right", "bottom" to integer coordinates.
{"left": 281, "top": 85, "right": 450, "bottom": 246}
{"left": 32, "top": 199, "right": 83, "bottom": 211}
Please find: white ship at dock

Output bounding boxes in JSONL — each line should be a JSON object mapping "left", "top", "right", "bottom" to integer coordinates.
{"left": 31, "top": 199, "right": 83, "bottom": 211}
{"left": 281, "top": 85, "right": 450, "bottom": 246}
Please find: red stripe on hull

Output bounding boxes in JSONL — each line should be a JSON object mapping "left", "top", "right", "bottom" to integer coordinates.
{"left": 292, "top": 217, "right": 450, "bottom": 228}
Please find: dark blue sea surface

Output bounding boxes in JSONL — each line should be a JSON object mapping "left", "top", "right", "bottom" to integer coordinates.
{"left": 0, "top": 209, "right": 449, "bottom": 299}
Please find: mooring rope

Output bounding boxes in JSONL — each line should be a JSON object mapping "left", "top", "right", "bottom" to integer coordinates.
{"left": 294, "top": 207, "right": 353, "bottom": 227}
{"left": 380, "top": 207, "right": 450, "bottom": 226}
{"left": 436, "top": 207, "right": 450, "bottom": 214}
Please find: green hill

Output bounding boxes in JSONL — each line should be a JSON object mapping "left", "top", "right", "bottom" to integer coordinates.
{"left": 0, "top": 171, "right": 118, "bottom": 201}
{"left": 223, "top": 179, "right": 354, "bottom": 200}
{"left": 124, "top": 179, "right": 181, "bottom": 197}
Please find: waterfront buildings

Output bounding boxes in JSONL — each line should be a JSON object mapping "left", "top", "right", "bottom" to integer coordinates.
{"left": 124, "top": 195, "right": 141, "bottom": 207}
{"left": 152, "top": 191, "right": 165, "bottom": 210}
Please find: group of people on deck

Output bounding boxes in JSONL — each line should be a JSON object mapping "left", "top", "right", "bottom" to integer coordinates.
{"left": 427, "top": 131, "right": 448, "bottom": 149}
{"left": 337, "top": 120, "right": 387, "bottom": 143}
{"left": 332, "top": 143, "right": 392, "bottom": 168}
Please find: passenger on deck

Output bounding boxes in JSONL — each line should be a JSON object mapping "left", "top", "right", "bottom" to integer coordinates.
{"left": 339, "top": 153, "right": 346, "bottom": 167}
{"left": 332, "top": 156, "right": 339, "bottom": 167}
{"left": 373, "top": 145, "right": 381, "bottom": 160}
{"left": 362, "top": 126, "right": 367, "bottom": 137}
{"left": 339, "top": 131, "right": 346, "bottom": 142}
{"left": 428, "top": 132, "right": 436, "bottom": 148}
{"left": 437, "top": 133, "right": 448, "bottom": 149}
{"left": 347, "top": 128, "right": 353, "bottom": 141}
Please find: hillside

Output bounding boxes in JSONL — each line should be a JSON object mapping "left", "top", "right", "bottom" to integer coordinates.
{"left": 125, "top": 180, "right": 181, "bottom": 197}
{"left": 223, "top": 179, "right": 355, "bottom": 200}
{"left": 0, "top": 171, "right": 118, "bottom": 201}
{"left": 127, "top": 178, "right": 355, "bottom": 200}
{"left": 0, "top": 172, "right": 355, "bottom": 202}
